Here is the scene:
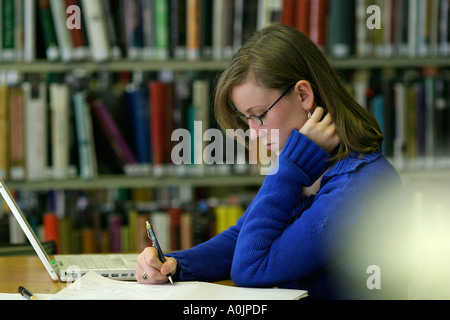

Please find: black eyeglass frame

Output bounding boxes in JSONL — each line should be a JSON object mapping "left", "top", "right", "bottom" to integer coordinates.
{"left": 235, "top": 85, "right": 294, "bottom": 126}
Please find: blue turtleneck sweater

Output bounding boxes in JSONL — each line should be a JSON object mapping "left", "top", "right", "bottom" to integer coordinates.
{"left": 166, "top": 130, "right": 408, "bottom": 299}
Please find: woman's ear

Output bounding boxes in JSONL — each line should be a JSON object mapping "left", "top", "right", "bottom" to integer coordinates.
{"left": 294, "top": 80, "right": 315, "bottom": 111}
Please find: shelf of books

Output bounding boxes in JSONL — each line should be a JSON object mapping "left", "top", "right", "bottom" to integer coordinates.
{"left": 1, "top": 0, "right": 450, "bottom": 254}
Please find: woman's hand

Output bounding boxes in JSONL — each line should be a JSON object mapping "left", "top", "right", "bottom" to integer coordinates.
{"left": 136, "top": 247, "right": 178, "bottom": 284}
{"left": 299, "top": 107, "right": 341, "bottom": 154}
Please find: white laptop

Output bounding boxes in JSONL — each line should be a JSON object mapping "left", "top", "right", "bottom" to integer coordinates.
{"left": 0, "top": 178, "right": 138, "bottom": 282}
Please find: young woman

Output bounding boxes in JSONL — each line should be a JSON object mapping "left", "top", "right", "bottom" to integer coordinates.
{"left": 135, "top": 24, "right": 409, "bottom": 299}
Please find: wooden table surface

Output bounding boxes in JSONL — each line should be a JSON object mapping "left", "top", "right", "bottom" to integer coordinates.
{"left": 0, "top": 255, "right": 234, "bottom": 295}
{"left": 0, "top": 255, "right": 66, "bottom": 294}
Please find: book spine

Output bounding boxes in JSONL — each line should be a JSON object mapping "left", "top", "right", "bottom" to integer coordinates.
{"left": 150, "top": 211, "right": 171, "bottom": 252}
{"left": 9, "top": 86, "right": 26, "bottom": 181}
{"left": 187, "top": 0, "right": 200, "bottom": 60}
{"left": 100, "top": 0, "right": 122, "bottom": 60}
{"left": 9, "top": 212, "right": 26, "bottom": 244}
{"left": 212, "top": 0, "right": 225, "bottom": 60}
{"left": 50, "top": 83, "right": 70, "bottom": 180}
{"left": 109, "top": 214, "right": 122, "bottom": 253}
{"left": 309, "top": 0, "right": 327, "bottom": 51}
{"left": 192, "top": 80, "right": 210, "bottom": 167}
{"left": 141, "top": 0, "right": 156, "bottom": 60}
{"left": 1, "top": 0, "right": 15, "bottom": 61}
{"left": 43, "top": 213, "right": 59, "bottom": 253}
{"left": 170, "top": 0, "right": 186, "bottom": 59}
{"left": 73, "top": 91, "right": 97, "bottom": 179}
{"left": 66, "top": 0, "right": 89, "bottom": 60}
{"left": 124, "top": 86, "right": 151, "bottom": 165}
{"left": 14, "top": 0, "right": 24, "bottom": 61}
{"left": 149, "top": 81, "right": 166, "bottom": 166}
{"left": 154, "top": 0, "right": 169, "bottom": 60}
{"left": 23, "top": 0, "right": 36, "bottom": 62}
{"left": 200, "top": 0, "right": 212, "bottom": 59}
{"left": 37, "top": 0, "right": 59, "bottom": 61}
{"left": 50, "top": 0, "right": 73, "bottom": 61}
{"left": 329, "top": 0, "right": 354, "bottom": 58}
{"left": 440, "top": 0, "right": 450, "bottom": 56}
{"left": 0, "top": 84, "right": 9, "bottom": 180}
{"left": 23, "top": 81, "right": 48, "bottom": 181}
{"left": 90, "top": 98, "right": 138, "bottom": 166}
{"left": 294, "top": 0, "right": 310, "bottom": 36}
{"left": 233, "top": 0, "right": 244, "bottom": 52}
{"left": 80, "top": 0, "right": 109, "bottom": 61}
{"left": 167, "top": 206, "right": 182, "bottom": 251}
{"left": 281, "top": 0, "right": 295, "bottom": 27}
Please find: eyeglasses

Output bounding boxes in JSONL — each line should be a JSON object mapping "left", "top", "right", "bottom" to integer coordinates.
{"left": 235, "top": 85, "right": 293, "bottom": 126}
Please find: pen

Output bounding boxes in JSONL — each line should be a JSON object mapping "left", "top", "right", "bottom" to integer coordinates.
{"left": 146, "top": 220, "right": 174, "bottom": 285}
{"left": 18, "top": 286, "right": 36, "bottom": 300}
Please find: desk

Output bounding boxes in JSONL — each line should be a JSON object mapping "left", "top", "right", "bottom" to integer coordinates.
{"left": 0, "top": 256, "right": 66, "bottom": 294}
{"left": 0, "top": 255, "right": 234, "bottom": 294}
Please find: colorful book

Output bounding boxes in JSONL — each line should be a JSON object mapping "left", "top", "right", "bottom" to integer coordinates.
{"left": 0, "top": 83, "right": 9, "bottom": 180}
{"left": 73, "top": 91, "right": 98, "bottom": 179}
{"left": 23, "top": 0, "right": 36, "bottom": 62}
{"left": 123, "top": 85, "right": 151, "bottom": 165}
{"left": 154, "top": 0, "right": 169, "bottom": 60}
{"left": 309, "top": 0, "right": 327, "bottom": 51}
{"left": 328, "top": 0, "right": 355, "bottom": 58}
{"left": 37, "top": 0, "right": 59, "bottom": 61}
{"left": 187, "top": 0, "right": 201, "bottom": 60}
{"left": 294, "top": 0, "right": 310, "bottom": 36}
{"left": 23, "top": 80, "right": 48, "bottom": 181}
{"left": 8, "top": 86, "right": 26, "bottom": 181}
{"left": 90, "top": 97, "right": 138, "bottom": 169}
{"left": 149, "top": 81, "right": 166, "bottom": 166}
{"left": 50, "top": 0, "right": 74, "bottom": 61}
{"left": 65, "top": 0, "right": 90, "bottom": 60}
{"left": 50, "top": 83, "right": 70, "bottom": 180}
{"left": 81, "top": 0, "right": 109, "bottom": 61}
{"left": 1, "top": 0, "right": 15, "bottom": 61}
{"left": 43, "top": 213, "right": 59, "bottom": 253}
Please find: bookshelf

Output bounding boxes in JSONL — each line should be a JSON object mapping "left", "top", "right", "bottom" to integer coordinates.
{"left": 1, "top": 0, "right": 450, "bottom": 255}
{"left": 5, "top": 174, "right": 266, "bottom": 190}
{"left": 0, "top": 60, "right": 231, "bottom": 73}
{"left": 1, "top": 57, "right": 450, "bottom": 73}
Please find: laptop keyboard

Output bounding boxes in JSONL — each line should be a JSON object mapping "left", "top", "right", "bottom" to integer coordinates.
{"left": 67, "top": 255, "right": 127, "bottom": 269}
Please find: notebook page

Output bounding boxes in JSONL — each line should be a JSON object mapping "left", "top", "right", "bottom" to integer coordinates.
{"left": 52, "top": 271, "right": 307, "bottom": 300}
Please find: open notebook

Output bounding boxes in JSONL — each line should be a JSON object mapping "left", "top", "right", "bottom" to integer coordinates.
{"left": 52, "top": 271, "right": 308, "bottom": 300}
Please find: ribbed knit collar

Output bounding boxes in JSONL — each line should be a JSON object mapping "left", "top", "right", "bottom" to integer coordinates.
{"left": 323, "top": 151, "right": 382, "bottom": 182}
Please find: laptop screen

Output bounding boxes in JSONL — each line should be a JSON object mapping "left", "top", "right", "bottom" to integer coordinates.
{"left": 0, "top": 179, "right": 59, "bottom": 281}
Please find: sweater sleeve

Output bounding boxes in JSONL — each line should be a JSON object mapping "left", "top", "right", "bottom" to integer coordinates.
{"left": 166, "top": 130, "right": 331, "bottom": 283}
{"left": 230, "top": 131, "right": 352, "bottom": 287}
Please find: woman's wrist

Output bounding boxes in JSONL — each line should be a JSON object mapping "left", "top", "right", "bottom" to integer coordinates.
{"left": 280, "top": 130, "right": 331, "bottom": 183}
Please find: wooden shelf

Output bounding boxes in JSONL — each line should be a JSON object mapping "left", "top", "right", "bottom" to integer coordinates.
{"left": 0, "top": 59, "right": 231, "bottom": 73}
{"left": 4, "top": 167, "right": 450, "bottom": 191}
{"left": 4, "top": 174, "right": 266, "bottom": 191}
{"left": 1, "top": 57, "right": 449, "bottom": 73}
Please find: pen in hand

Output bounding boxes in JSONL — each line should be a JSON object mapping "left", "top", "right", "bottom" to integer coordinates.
{"left": 18, "top": 286, "right": 36, "bottom": 300}
{"left": 146, "top": 220, "right": 174, "bottom": 285}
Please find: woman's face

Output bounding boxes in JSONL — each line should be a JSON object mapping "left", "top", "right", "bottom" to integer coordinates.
{"left": 231, "top": 79, "right": 310, "bottom": 155}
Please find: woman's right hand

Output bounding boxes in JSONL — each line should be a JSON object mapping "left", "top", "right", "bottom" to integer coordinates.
{"left": 136, "top": 247, "right": 178, "bottom": 284}
{"left": 299, "top": 107, "right": 341, "bottom": 154}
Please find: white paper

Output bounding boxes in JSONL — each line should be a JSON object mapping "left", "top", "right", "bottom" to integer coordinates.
{"left": 0, "top": 293, "right": 53, "bottom": 300}
{"left": 52, "top": 271, "right": 307, "bottom": 300}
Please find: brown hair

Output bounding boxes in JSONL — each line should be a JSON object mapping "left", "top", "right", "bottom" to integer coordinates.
{"left": 214, "top": 24, "right": 383, "bottom": 162}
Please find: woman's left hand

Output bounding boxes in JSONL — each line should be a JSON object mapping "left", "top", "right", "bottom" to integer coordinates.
{"left": 299, "top": 107, "right": 341, "bottom": 154}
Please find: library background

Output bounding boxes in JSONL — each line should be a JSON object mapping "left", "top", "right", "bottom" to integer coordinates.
{"left": 0, "top": 0, "right": 449, "bottom": 258}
